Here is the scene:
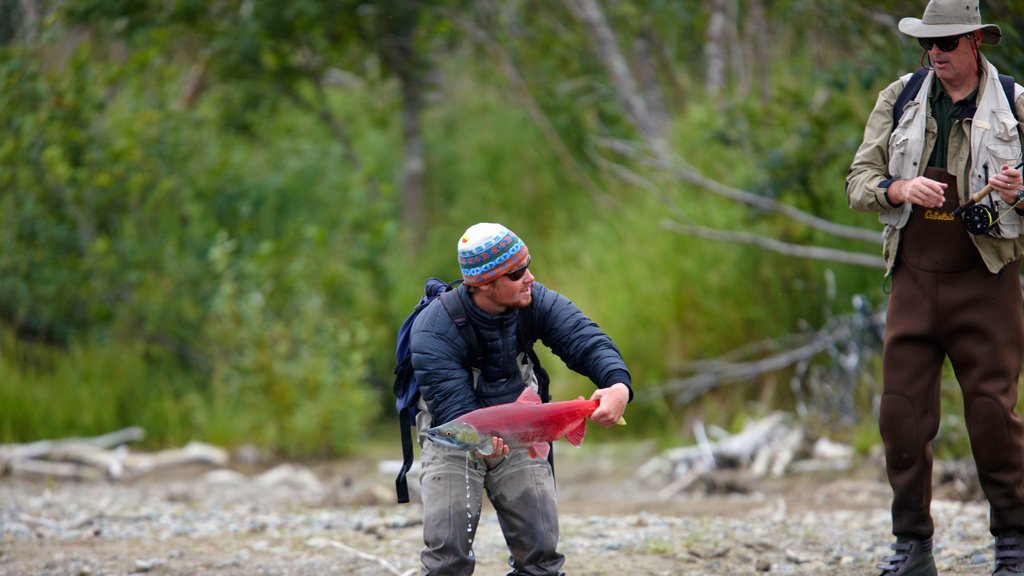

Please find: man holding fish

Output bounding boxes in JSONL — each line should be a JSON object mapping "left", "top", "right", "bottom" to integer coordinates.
{"left": 409, "top": 222, "right": 632, "bottom": 576}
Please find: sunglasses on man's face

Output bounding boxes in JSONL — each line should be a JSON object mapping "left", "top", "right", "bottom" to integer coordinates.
{"left": 505, "top": 257, "right": 531, "bottom": 281}
{"left": 918, "top": 34, "right": 966, "bottom": 52}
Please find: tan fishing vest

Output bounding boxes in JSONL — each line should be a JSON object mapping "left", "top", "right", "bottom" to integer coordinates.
{"left": 879, "top": 60, "right": 1024, "bottom": 273}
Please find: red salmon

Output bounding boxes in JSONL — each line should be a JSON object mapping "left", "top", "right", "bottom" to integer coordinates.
{"left": 424, "top": 387, "right": 623, "bottom": 459}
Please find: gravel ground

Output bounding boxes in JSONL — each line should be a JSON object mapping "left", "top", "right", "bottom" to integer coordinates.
{"left": 0, "top": 442, "right": 1005, "bottom": 576}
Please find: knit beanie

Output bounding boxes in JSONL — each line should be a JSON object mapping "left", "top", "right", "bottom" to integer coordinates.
{"left": 457, "top": 223, "right": 530, "bottom": 287}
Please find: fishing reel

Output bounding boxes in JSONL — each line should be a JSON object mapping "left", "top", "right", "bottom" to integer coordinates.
{"left": 953, "top": 167, "right": 1024, "bottom": 235}
{"left": 950, "top": 186, "right": 1024, "bottom": 235}
{"left": 960, "top": 202, "right": 1002, "bottom": 235}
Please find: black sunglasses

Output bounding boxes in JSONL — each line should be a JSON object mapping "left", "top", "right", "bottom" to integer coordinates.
{"left": 918, "top": 34, "right": 966, "bottom": 52}
{"left": 505, "top": 257, "right": 531, "bottom": 281}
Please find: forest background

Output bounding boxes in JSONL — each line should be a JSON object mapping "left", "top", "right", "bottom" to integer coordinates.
{"left": 3, "top": 0, "right": 1023, "bottom": 461}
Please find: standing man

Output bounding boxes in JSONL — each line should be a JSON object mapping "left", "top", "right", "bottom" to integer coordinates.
{"left": 846, "top": 1, "right": 1024, "bottom": 574}
{"left": 409, "top": 222, "right": 631, "bottom": 576}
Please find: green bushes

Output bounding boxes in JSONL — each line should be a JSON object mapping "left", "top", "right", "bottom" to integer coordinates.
{"left": 0, "top": 41, "right": 386, "bottom": 454}
{"left": 0, "top": 332, "right": 199, "bottom": 446}
{"left": 1, "top": 4, "right": 949, "bottom": 457}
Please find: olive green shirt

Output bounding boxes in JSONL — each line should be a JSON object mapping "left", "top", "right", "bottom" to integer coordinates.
{"left": 928, "top": 82, "right": 979, "bottom": 170}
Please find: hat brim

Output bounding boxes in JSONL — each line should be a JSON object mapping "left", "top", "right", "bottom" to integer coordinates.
{"left": 898, "top": 18, "right": 1001, "bottom": 45}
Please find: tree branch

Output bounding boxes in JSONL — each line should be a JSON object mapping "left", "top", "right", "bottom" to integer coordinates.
{"left": 661, "top": 219, "right": 885, "bottom": 268}
{"left": 596, "top": 136, "right": 882, "bottom": 245}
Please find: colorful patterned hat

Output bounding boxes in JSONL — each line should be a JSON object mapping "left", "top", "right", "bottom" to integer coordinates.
{"left": 457, "top": 223, "right": 530, "bottom": 287}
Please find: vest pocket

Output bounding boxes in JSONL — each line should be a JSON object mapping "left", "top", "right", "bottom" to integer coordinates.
{"left": 987, "top": 143, "right": 1022, "bottom": 167}
{"left": 993, "top": 111, "right": 1022, "bottom": 142}
{"left": 887, "top": 132, "right": 911, "bottom": 177}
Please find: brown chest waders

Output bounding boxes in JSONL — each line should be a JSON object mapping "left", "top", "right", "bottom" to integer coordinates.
{"left": 882, "top": 167, "right": 1024, "bottom": 539}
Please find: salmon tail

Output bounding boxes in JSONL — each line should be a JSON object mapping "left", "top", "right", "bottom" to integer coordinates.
{"left": 565, "top": 419, "right": 587, "bottom": 447}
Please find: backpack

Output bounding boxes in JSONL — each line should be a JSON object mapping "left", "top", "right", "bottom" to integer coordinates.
{"left": 392, "top": 277, "right": 550, "bottom": 504}
{"left": 893, "top": 66, "right": 1019, "bottom": 126}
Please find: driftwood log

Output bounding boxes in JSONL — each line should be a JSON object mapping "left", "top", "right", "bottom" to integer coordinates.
{"left": 0, "top": 427, "right": 228, "bottom": 481}
{"left": 638, "top": 412, "right": 855, "bottom": 499}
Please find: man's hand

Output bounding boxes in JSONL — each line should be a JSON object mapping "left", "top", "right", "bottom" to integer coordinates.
{"left": 589, "top": 383, "right": 630, "bottom": 427}
{"left": 887, "top": 177, "right": 946, "bottom": 208}
{"left": 476, "top": 436, "right": 510, "bottom": 465}
{"left": 989, "top": 164, "right": 1024, "bottom": 205}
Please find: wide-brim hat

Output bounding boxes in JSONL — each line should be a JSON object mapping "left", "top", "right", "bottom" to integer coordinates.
{"left": 898, "top": 0, "right": 1001, "bottom": 45}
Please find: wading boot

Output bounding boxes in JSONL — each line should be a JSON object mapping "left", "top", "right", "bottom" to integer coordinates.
{"left": 875, "top": 537, "right": 936, "bottom": 576}
{"left": 994, "top": 532, "right": 1024, "bottom": 575}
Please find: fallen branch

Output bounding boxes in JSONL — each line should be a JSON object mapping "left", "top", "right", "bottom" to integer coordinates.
{"left": 639, "top": 413, "right": 854, "bottom": 498}
{"left": 645, "top": 309, "right": 885, "bottom": 406}
{"left": 120, "top": 442, "right": 229, "bottom": 479}
{"left": 7, "top": 458, "right": 104, "bottom": 481}
{"left": 306, "top": 537, "right": 414, "bottom": 576}
{"left": 0, "top": 426, "right": 145, "bottom": 462}
{"left": 1, "top": 429, "right": 228, "bottom": 480}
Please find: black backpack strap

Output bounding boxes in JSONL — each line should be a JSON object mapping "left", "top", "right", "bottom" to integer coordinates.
{"left": 515, "top": 307, "right": 550, "bottom": 402}
{"left": 440, "top": 288, "right": 479, "bottom": 365}
{"left": 396, "top": 405, "right": 413, "bottom": 503}
{"left": 893, "top": 67, "right": 929, "bottom": 127}
{"left": 515, "top": 306, "right": 535, "bottom": 351}
{"left": 999, "top": 74, "right": 1019, "bottom": 122}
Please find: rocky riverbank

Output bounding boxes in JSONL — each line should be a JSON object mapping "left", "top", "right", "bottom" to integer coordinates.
{"left": 0, "top": 442, "right": 1003, "bottom": 575}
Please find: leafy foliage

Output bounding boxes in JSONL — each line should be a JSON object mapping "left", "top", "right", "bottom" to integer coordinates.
{"left": 2, "top": 0, "right": 1015, "bottom": 458}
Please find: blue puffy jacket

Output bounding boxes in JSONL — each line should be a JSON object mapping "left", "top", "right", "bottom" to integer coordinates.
{"left": 409, "top": 282, "right": 632, "bottom": 426}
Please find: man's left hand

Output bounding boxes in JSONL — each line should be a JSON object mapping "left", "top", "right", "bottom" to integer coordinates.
{"left": 589, "top": 383, "right": 630, "bottom": 427}
{"left": 990, "top": 164, "right": 1024, "bottom": 204}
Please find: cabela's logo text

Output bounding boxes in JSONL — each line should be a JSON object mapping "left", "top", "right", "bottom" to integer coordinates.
{"left": 924, "top": 209, "right": 955, "bottom": 222}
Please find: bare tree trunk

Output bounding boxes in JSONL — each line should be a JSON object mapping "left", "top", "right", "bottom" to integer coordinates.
{"left": 744, "top": 0, "right": 771, "bottom": 104}
{"left": 398, "top": 81, "right": 426, "bottom": 230}
{"left": 728, "top": 0, "right": 747, "bottom": 99}
{"left": 16, "top": 0, "right": 39, "bottom": 43}
{"left": 633, "top": 28, "right": 669, "bottom": 129}
{"left": 705, "top": 0, "right": 729, "bottom": 95}
{"left": 374, "top": 0, "right": 427, "bottom": 231}
{"left": 562, "top": 0, "right": 671, "bottom": 161}
{"left": 646, "top": 26, "right": 686, "bottom": 114}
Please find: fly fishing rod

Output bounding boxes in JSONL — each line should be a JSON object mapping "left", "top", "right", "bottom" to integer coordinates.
{"left": 952, "top": 161, "right": 1024, "bottom": 235}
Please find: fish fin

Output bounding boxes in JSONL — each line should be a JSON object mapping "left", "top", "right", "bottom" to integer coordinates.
{"left": 477, "top": 440, "right": 494, "bottom": 456}
{"left": 615, "top": 417, "right": 627, "bottom": 426}
{"left": 529, "top": 442, "right": 550, "bottom": 460}
{"left": 565, "top": 419, "right": 587, "bottom": 447}
{"left": 516, "top": 387, "right": 543, "bottom": 405}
